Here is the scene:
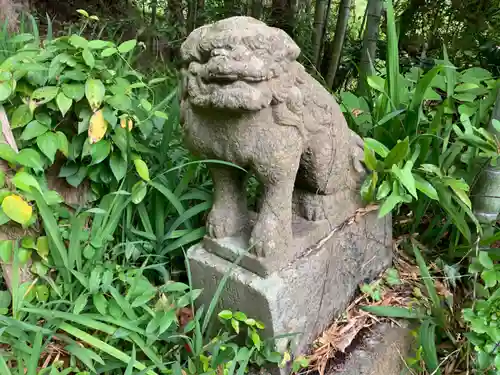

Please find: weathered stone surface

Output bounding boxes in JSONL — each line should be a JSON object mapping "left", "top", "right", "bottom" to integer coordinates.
{"left": 187, "top": 209, "right": 391, "bottom": 362}
{"left": 180, "top": 16, "right": 366, "bottom": 258}
{"left": 326, "top": 323, "right": 414, "bottom": 375}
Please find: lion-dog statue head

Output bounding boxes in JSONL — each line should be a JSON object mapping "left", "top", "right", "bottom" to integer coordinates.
{"left": 180, "top": 16, "right": 365, "bottom": 258}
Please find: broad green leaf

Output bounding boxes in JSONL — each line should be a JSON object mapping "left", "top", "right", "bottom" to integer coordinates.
{"left": 376, "top": 180, "right": 391, "bottom": 201}
{"left": 107, "top": 94, "right": 132, "bottom": 111}
{"left": 384, "top": 137, "right": 409, "bottom": 167}
{"left": 0, "top": 240, "right": 12, "bottom": 262}
{"left": 131, "top": 181, "right": 147, "bottom": 204}
{"left": 66, "top": 166, "right": 87, "bottom": 187}
{"left": 36, "top": 236, "right": 49, "bottom": 259}
{"left": 413, "top": 174, "right": 438, "bottom": 200}
{"left": 452, "top": 92, "right": 476, "bottom": 102}
{"left": 231, "top": 318, "right": 240, "bottom": 334}
{"left": 455, "top": 82, "right": 480, "bottom": 92}
{"left": 62, "top": 83, "right": 85, "bottom": 101}
{"left": 85, "top": 78, "right": 105, "bottom": 111}
{"left": 218, "top": 310, "right": 233, "bottom": 320}
{"left": 15, "top": 149, "right": 44, "bottom": 171}
{"left": 35, "top": 284, "right": 49, "bottom": 302}
{"left": 69, "top": 34, "right": 88, "bottom": 49}
{"left": 93, "top": 293, "right": 108, "bottom": 315}
{"left": 109, "top": 153, "right": 127, "bottom": 181}
{"left": 0, "top": 290, "right": 11, "bottom": 309}
{"left": 20, "top": 120, "right": 48, "bottom": 140}
{"left": 118, "top": 39, "right": 137, "bottom": 54}
{"left": 0, "top": 81, "right": 13, "bottom": 101}
{"left": 378, "top": 192, "right": 404, "bottom": 217}
{"left": 479, "top": 251, "right": 494, "bottom": 270}
{"left": 391, "top": 161, "right": 417, "bottom": 199}
{"left": 492, "top": 119, "right": 500, "bottom": 133}
{"left": 56, "top": 131, "right": 69, "bottom": 157}
{"left": 364, "top": 138, "right": 389, "bottom": 158}
{"left": 88, "top": 109, "right": 108, "bottom": 144}
{"left": 56, "top": 92, "right": 72, "bottom": 116}
{"left": 11, "top": 104, "right": 33, "bottom": 128}
{"left": 134, "top": 159, "right": 150, "bottom": 181}
{"left": 366, "top": 75, "right": 386, "bottom": 93}
{"left": 88, "top": 40, "right": 113, "bottom": 49}
{"left": 65, "top": 343, "right": 103, "bottom": 372}
{"left": 12, "top": 171, "right": 41, "bottom": 192}
{"left": 1, "top": 194, "right": 32, "bottom": 225}
{"left": 101, "top": 48, "right": 118, "bottom": 57}
{"left": 363, "top": 145, "right": 377, "bottom": 171}
{"left": 481, "top": 269, "right": 497, "bottom": 288}
{"left": 90, "top": 140, "right": 111, "bottom": 165}
{"left": 37, "top": 132, "right": 59, "bottom": 164}
{"left": 32, "top": 86, "right": 59, "bottom": 105}
{"left": 82, "top": 49, "right": 95, "bottom": 68}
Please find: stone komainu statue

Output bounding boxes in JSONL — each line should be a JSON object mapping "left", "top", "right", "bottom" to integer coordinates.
{"left": 180, "top": 16, "right": 365, "bottom": 257}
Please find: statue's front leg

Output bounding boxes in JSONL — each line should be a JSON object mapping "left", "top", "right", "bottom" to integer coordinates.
{"left": 207, "top": 166, "right": 249, "bottom": 238}
{"left": 250, "top": 154, "right": 301, "bottom": 258}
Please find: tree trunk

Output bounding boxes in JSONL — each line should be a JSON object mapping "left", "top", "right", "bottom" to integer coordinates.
{"left": 270, "top": 0, "right": 296, "bottom": 37}
{"left": 151, "top": 0, "right": 158, "bottom": 26}
{"left": 357, "top": 0, "right": 383, "bottom": 96}
{"left": 187, "top": 0, "right": 197, "bottom": 32}
{"left": 196, "top": 0, "right": 206, "bottom": 27}
{"left": 251, "top": 0, "right": 262, "bottom": 18}
{"left": 473, "top": 89, "right": 500, "bottom": 226}
{"left": 312, "top": 0, "right": 329, "bottom": 68}
{"left": 325, "top": 0, "right": 351, "bottom": 89}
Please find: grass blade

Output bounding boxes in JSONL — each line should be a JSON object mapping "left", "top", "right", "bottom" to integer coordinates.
{"left": 360, "top": 305, "right": 424, "bottom": 319}
{"left": 59, "top": 322, "right": 158, "bottom": 375}
{"left": 419, "top": 320, "right": 441, "bottom": 375}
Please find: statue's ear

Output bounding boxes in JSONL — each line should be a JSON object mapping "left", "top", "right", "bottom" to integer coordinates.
{"left": 268, "top": 28, "right": 301, "bottom": 64}
{"left": 181, "top": 25, "right": 210, "bottom": 63}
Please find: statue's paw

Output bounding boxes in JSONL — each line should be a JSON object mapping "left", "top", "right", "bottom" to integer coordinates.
{"left": 207, "top": 208, "right": 247, "bottom": 238}
{"left": 249, "top": 219, "right": 290, "bottom": 258}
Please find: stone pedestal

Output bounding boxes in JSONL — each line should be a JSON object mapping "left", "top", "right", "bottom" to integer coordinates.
{"left": 187, "top": 209, "right": 392, "bottom": 367}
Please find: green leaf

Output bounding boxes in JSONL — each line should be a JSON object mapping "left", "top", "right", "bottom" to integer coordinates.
{"left": 0, "top": 290, "right": 11, "bottom": 309}
{"left": 11, "top": 104, "right": 33, "bottom": 128}
{"left": 479, "top": 251, "right": 494, "bottom": 270}
{"left": 62, "top": 83, "right": 85, "bottom": 101}
{"left": 414, "top": 174, "right": 438, "bottom": 200}
{"left": 12, "top": 171, "right": 41, "bottom": 192}
{"left": 56, "top": 92, "right": 73, "bottom": 117}
{"left": 118, "top": 39, "right": 137, "bottom": 54}
{"left": 101, "top": 48, "right": 118, "bottom": 58}
{"left": 93, "top": 294, "right": 108, "bottom": 315}
{"left": 107, "top": 94, "right": 132, "bottom": 111}
{"left": 251, "top": 329, "right": 261, "bottom": 349}
{"left": 82, "top": 49, "right": 95, "bottom": 68}
{"left": 131, "top": 292, "right": 155, "bottom": 308}
{"left": 376, "top": 180, "right": 391, "bottom": 201}
{"left": 90, "top": 140, "right": 111, "bottom": 165}
{"left": 109, "top": 153, "right": 127, "bottom": 181}
{"left": 134, "top": 159, "right": 150, "bottom": 181}
{"left": 20, "top": 120, "right": 48, "bottom": 140}
{"left": 85, "top": 79, "right": 105, "bottom": 111}
{"left": 0, "top": 240, "right": 12, "bottom": 263}
{"left": 481, "top": 269, "right": 497, "bottom": 288}
{"left": 378, "top": 192, "right": 404, "bottom": 217}
{"left": 419, "top": 320, "right": 441, "bottom": 375}
{"left": 231, "top": 318, "right": 240, "bottom": 334}
{"left": 0, "top": 81, "right": 13, "bottom": 102}
{"left": 88, "top": 40, "right": 113, "bottom": 49}
{"left": 131, "top": 181, "right": 147, "bottom": 204}
{"left": 66, "top": 166, "right": 87, "bottom": 187}
{"left": 69, "top": 34, "right": 88, "bottom": 49}
{"left": 492, "top": 119, "right": 500, "bottom": 133}
{"left": 360, "top": 305, "right": 423, "bottom": 319}
{"left": 32, "top": 86, "right": 59, "bottom": 105}
{"left": 2, "top": 194, "right": 32, "bottom": 225}
{"left": 391, "top": 161, "right": 417, "bottom": 199}
{"left": 363, "top": 144, "right": 377, "bottom": 171}
{"left": 15, "top": 149, "right": 44, "bottom": 171}
{"left": 36, "top": 236, "right": 49, "bottom": 259}
{"left": 384, "top": 137, "right": 409, "bottom": 167}
{"left": 37, "top": 132, "right": 59, "bottom": 164}
{"left": 56, "top": 131, "right": 69, "bottom": 157}
{"left": 218, "top": 310, "right": 233, "bottom": 320}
